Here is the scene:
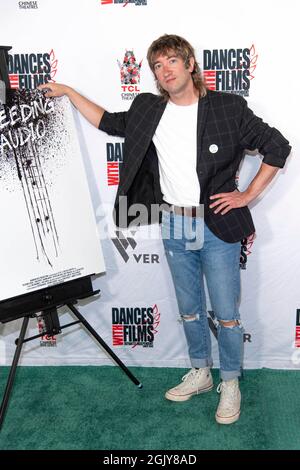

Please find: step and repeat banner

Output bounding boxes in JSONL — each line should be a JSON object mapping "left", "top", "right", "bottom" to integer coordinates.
{"left": 0, "top": 0, "right": 299, "bottom": 370}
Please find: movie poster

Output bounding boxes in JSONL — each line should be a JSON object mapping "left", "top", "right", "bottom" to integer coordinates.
{"left": 0, "top": 90, "right": 105, "bottom": 301}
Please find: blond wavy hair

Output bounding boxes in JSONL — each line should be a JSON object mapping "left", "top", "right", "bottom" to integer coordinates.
{"left": 147, "top": 34, "right": 207, "bottom": 100}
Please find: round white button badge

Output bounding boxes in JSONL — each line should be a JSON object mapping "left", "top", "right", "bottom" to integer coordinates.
{"left": 209, "top": 144, "right": 219, "bottom": 154}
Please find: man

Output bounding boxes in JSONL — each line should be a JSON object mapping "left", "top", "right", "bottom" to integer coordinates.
{"left": 40, "top": 34, "right": 291, "bottom": 425}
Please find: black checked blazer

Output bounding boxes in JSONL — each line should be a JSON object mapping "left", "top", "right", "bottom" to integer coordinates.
{"left": 99, "top": 90, "right": 291, "bottom": 243}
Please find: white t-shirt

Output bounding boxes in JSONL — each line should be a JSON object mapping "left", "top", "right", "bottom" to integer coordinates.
{"left": 153, "top": 100, "right": 200, "bottom": 207}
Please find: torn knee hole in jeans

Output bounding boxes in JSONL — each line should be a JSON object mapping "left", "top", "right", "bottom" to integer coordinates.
{"left": 181, "top": 313, "right": 200, "bottom": 322}
{"left": 218, "top": 319, "right": 242, "bottom": 329}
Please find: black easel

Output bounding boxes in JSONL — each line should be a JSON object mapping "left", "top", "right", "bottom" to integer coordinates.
{"left": 0, "top": 276, "right": 142, "bottom": 429}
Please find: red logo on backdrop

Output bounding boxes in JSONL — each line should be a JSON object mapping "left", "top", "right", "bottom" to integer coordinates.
{"left": 295, "top": 310, "right": 300, "bottom": 348}
{"left": 8, "top": 49, "right": 58, "bottom": 89}
{"left": 101, "top": 0, "right": 147, "bottom": 6}
{"left": 203, "top": 45, "right": 258, "bottom": 97}
{"left": 37, "top": 315, "right": 57, "bottom": 347}
{"left": 118, "top": 50, "right": 142, "bottom": 100}
{"left": 112, "top": 304, "right": 160, "bottom": 348}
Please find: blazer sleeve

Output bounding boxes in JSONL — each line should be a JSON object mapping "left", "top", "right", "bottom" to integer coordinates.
{"left": 98, "top": 110, "right": 128, "bottom": 138}
{"left": 238, "top": 97, "right": 291, "bottom": 168}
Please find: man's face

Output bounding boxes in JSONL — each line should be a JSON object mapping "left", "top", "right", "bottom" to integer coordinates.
{"left": 153, "top": 51, "right": 195, "bottom": 98}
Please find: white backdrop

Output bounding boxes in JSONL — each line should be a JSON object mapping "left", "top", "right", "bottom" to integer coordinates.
{"left": 0, "top": 0, "right": 299, "bottom": 370}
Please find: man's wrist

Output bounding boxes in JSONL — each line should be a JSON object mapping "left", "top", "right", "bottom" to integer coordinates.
{"left": 243, "top": 188, "right": 257, "bottom": 205}
{"left": 64, "top": 85, "right": 73, "bottom": 98}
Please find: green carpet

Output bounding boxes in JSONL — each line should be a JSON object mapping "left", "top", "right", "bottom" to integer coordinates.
{"left": 0, "top": 367, "right": 299, "bottom": 450}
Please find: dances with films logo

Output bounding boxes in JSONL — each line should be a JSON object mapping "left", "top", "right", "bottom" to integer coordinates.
{"left": 112, "top": 304, "right": 160, "bottom": 348}
{"left": 101, "top": 0, "right": 147, "bottom": 6}
{"left": 8, "top": 49, "right": 58, "bottom": 89}
{"left": 240, "top": 234, "right": 255, "bottom": 270}
{"left": 106, "top": 142, "right": 123, "bottom": 186}
{"left": 118, "top": 50, "right": 142, "bottom": 100}
{"left": 203, "top": 45, "right": 258, "bottom": 97}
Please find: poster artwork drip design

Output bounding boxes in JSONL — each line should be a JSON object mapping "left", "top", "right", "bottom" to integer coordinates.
{"left": 0, "top": 89, "right": 60, "bottom": 266}
{"left": 0, "top": 90, "right": 105, "bottom": 301}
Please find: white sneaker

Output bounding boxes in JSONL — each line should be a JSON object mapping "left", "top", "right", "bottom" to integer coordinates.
{"left": 215, "top": 378, "right": 241, "bottom": 424}
{"left": 165, "top": 367, "right": 213, "bottom": 402}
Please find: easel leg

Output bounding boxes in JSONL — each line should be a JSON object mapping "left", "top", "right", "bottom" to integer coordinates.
{"left": 67, "top": 304, "right": 143, "bottom": 388}
{"left": 0, "top": 316, "right": 29, "bottom": 428}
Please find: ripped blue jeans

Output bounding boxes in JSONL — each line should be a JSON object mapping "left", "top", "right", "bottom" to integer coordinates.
{"left": 161, "top": 210, "right": 243, "bottom": 381}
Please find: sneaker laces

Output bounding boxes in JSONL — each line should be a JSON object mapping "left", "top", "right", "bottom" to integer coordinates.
{"left": 180, "top": 368, "right": 206, "bottom": 392}
{"left": 216, "top": 380, "right": 239, "bottom": 412}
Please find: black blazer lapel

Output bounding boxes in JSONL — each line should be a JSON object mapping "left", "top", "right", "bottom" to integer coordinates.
{"left": 138, "top": 97, "right": 167, "bottom": 152}
{"left": 118, "top": 96, "right": 167, "bottom": 197}
{"left": 196, "top": 92, "right": 210, "bottom": 158}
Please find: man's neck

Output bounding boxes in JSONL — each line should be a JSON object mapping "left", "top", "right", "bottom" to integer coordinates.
{"left": 169, "top": 87, "right": 199, "bottom": 106}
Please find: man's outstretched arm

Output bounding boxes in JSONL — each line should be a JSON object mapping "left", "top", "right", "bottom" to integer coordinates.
{"left": 38, "top": 83, "right": 105, "bottom": 128}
